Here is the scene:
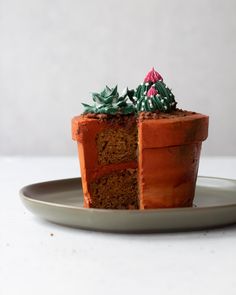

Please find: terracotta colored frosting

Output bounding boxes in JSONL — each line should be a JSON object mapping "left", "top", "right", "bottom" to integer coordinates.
{"left": 144, "top": 67, "right": 163, "bottom": 83}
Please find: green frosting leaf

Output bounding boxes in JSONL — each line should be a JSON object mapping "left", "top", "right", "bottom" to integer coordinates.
{"left": 82, "top": 85, "right": 136, "bottom": 115}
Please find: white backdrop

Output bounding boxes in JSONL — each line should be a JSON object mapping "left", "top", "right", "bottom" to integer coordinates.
{"left": 0, "top": 0, "right": 235, "bottom": 156}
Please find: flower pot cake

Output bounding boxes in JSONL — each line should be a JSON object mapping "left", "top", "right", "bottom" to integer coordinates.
{"left": 72, "top": 68, "right": 209, "bottom": 209}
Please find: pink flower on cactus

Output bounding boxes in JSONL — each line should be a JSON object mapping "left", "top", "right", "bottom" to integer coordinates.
{"left": 144, "top": 67, "right": 163, "bottom": 83}
{"left": 147, "top": 86, "right": 158, "bottom": 97}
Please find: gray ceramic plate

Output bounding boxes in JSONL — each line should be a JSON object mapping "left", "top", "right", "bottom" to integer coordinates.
{"left": 20, "top": 176, "right": 236, "bottom": 233}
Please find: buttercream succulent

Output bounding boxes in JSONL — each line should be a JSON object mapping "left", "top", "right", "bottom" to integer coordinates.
{"left": 82, "top": 85, "right": 136, "bottom": 115}
{"left": 82, "top": 68, "right": 177, "bottom": 114}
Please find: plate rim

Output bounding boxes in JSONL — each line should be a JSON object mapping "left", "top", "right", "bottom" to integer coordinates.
{"left": 19, "top": 176, "right": 236, "bottom": 213}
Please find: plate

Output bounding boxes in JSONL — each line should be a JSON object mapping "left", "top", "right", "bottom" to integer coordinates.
{"left": 20, "top": 176, "right": 236, "bottom": 233}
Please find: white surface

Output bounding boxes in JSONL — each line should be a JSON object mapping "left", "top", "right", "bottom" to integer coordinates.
{"left": 1, "top": 0, "right": 236, "bottom": 156}
{"left": 1, "top": 156, "right": 236, "bottom": 295}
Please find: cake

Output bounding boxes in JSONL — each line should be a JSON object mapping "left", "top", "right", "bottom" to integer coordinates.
{"left": 72, "top": 68, "right": 209, "bottom": 209}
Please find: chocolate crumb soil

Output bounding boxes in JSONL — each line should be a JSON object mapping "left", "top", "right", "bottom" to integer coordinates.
{"left": 82, "top": 109, "right": 196, "bottom": 122}
{"left": 138, "top": 109, "right": 196, "bottom": 121}
{"left": 81, "top": 112, "right": 136, "bottom": 127}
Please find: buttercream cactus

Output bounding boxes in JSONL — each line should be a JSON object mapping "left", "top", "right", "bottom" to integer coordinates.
{"left": 82, "top": 85, "right": 135, "bottom": 115}
{"left": 134, "top": 67, "right": 177, "bottom": 112}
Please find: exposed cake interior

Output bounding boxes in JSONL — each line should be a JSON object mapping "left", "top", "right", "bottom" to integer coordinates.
{"left": 82, "top": 114, "right": 138, "bottom": 209}
{"left": 96, "top": 120, "right": 137, "bottom": 165}
{"left": 90, "top": 169, "right": 138, "bottom": 209}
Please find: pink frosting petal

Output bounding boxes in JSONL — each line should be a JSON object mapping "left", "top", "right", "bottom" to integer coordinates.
{"left": 147, "top": 86, "right": 158, "bottom": 97}
{"left": 144, "top": 67, "right": 163, "bottom": 83}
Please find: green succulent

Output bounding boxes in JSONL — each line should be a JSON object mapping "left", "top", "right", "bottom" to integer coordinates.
{"left": 82, "top": 86, "right": 136, "bottom": 115}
